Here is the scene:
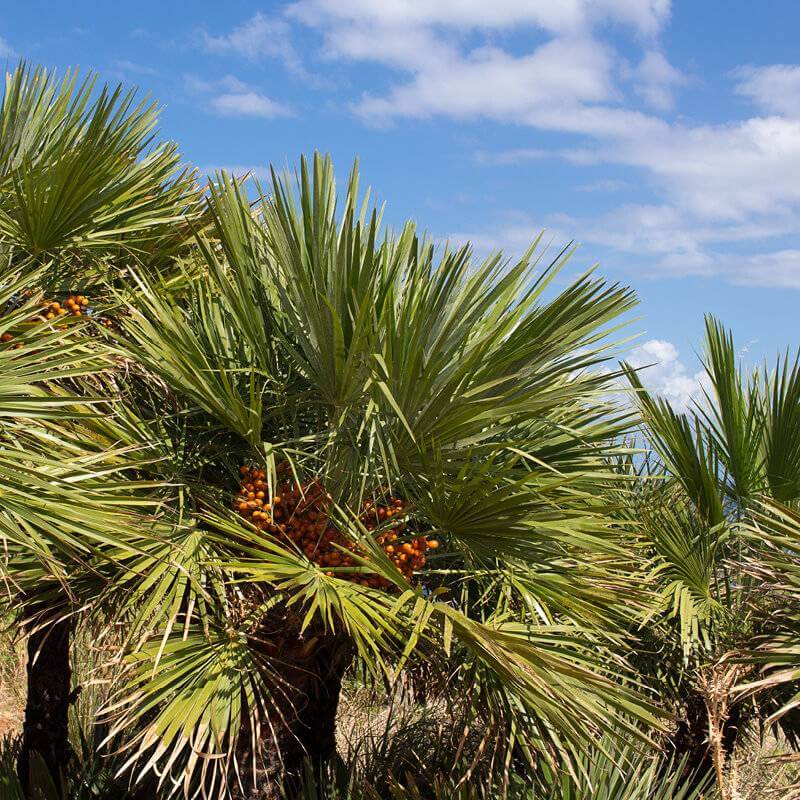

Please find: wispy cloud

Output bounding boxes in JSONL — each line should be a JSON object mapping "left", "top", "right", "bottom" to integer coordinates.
{"left": 472, "top": 148, "right": 552, "bottom": 165}
{"left": 0, "top": 35, "right": 16, "bottom": 59}
{"left": 210, "top": 91, "right": 292, "bottom": 118}
{"left": 734, "top": 64, "right": 800, "bottom": 118}
{"left": 444, "top": 210, "right": 572, "bottom": 259}
{"left": 198, "top": 12, "right": 307, "bottom": 78}
{"left": 626, "top": 50, "right": 686, "bottom": 111}
{"left": 185, "top": 73, "right": 292, "bottom": 119}
{"left": 729, "top": 249, "right": 800, "bottom": 289}
{"left": 574, "top": 179, "right": 631, "bottom": 193}
{"left": 110, "top": 60, "right": 158, "bottom": 78}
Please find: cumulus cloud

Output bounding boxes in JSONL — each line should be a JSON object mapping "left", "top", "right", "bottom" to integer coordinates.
{"left": 286, "top": 0, "right": 671, "bottom": 127}
{"left": 352, "top": 37, "right": 616, "bottom": 124}
{"left": 626, "top": 339, "right": 708, "bottom": 412}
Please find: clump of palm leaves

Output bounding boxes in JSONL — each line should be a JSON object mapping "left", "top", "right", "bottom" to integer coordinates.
{"left": 618, "top": 317, "right": 800, "bottom": 799}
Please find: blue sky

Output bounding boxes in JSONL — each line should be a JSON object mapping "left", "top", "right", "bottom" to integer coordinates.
{"left": 3, "top": 1, "right": 800, "bottom": 406}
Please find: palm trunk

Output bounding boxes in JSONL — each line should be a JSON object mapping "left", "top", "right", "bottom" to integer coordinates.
{"left": 275, "top": 634, "right": 353, "bottom": 792}
{"left": 671, "top": 672, "right": 744, "bottom": 796}
{"left": 18, "top": 610, "right": 73, "bottom": 797}
{"left": 236, "top": 610, "right": 353, "bottom": 799}
{"left": 700, "top": 664, "right": 743, "bottom": 800}
{"left": 671, "top": 693, "right": 713, "bottom": 779}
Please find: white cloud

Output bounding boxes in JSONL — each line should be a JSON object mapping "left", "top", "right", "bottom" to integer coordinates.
{"left": 575, "top": 178, "right": 630, "bottom": 192}
{"left": 628, "top": 50, "right": 685, "bottom": 110}
{"left": 734, "top": 64, "right": 800, "bottom": 118}
{"left": 445, "top": 211, "right": 571, "bottom": 258}
{"left": 280, "top": 1, "right": 800, "bottom": 289}
{"left": 185, "top": 73, "right": 250, "bottom": 95}
{"left": 199, "top": 12, "right": 306, "bottom": 76}
{"left": 185, "top": 73, "right": 292, "bottom": 119}
{"left": 626, "top": 339, "right": 707, "bottom": 412}
{"left": 288, "top": 0, "right": 670, "bottom": 37}
{"left": 472, "top": 148, "right": 552, "bottom": 165}
{"left": 729, "top": 249, "right": 800, "bottom": 289}
{"left": 209, "top": 91, "right": 291, "bottom": 118}
{"left": 353, "top": 36, "right": 615, "bottom": 124}
{"left": 601, "top": 116, "right": 800, "bottom": 222}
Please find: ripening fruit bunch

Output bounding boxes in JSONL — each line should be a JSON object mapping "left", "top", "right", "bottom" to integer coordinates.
{"left": 1, "top": 292, "right": 112, "bottom": 348}
{"left": 42, "top": 294, "right": 90, "bottom": 319}
{"left": 235, "top": 465, "right": 439, "bottom": 589}
{"left": 42, "top": 295, "right": 114, "bottom": 328}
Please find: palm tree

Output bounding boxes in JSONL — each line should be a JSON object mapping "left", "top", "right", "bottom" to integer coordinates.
{"left": 0, "top": 62, "right": 201, "bottom": 794}
{"left": 622, "top": 316, "right": 800, "bottom": 797}
{"left": 75, "top": 156, "right": 666, "bottom": 797}
{"left": 0, "top": 266, "right": 171, "bottom": 793}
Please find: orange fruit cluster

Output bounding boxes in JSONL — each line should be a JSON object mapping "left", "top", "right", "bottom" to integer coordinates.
{"left": 42, "top": 294, "right": 89, "bottom": 319}
{"left": 234, "top": 465, "right": 438, "bottom": 589}
{"left": 42, "top": 295, "right": 114, "bottom": 329}
{"left": 1, "top": 293, "right": 112, "bottom": 349}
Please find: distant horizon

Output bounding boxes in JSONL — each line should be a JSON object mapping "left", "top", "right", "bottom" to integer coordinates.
{"left": 3, "top": 1, "right": 799, "bottom": 405}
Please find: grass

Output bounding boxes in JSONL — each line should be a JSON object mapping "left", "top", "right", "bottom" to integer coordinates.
{"left": 0, "top": 620, "right": 24, "bottom": 738}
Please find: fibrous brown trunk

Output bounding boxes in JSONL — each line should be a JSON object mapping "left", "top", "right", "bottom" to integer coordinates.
{"left": 671, "top": 684, "right": 743, "bottom": 793}
{"left": 276, "top": 634, "right": 353, "bottom": 793}
{"left": 700, "top": 664, "right": 743, "bottom": 800}
{"left": 236, "top": 610, "right": 353, "bottom": 800}
{"left": 18, "top": 611, "right": 73, "bottom": 798}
